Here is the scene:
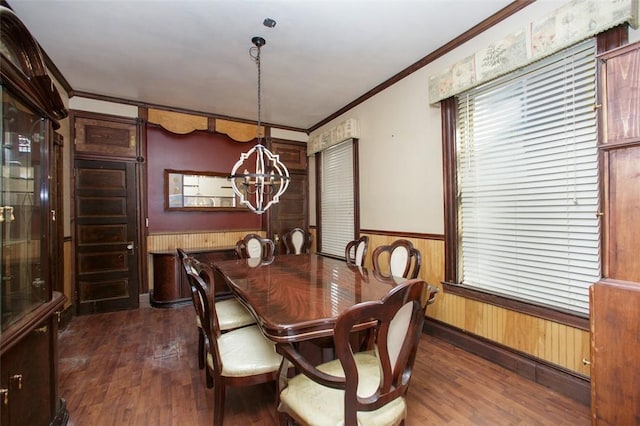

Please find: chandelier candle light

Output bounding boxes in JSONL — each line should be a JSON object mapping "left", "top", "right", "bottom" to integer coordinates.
{"left": 229, "top": 36, "right": 290, "bottom": 214}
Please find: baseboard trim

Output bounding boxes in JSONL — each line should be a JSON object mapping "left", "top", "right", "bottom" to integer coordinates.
{"left": 424, "top": 318, "right": 590, "bottom": 406}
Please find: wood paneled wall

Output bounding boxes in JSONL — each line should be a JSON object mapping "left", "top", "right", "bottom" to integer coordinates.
{"left": 145, "top": 230, "right": 264, "bottom": 290}
{"left": 359, "top": 232, "right": 590, "bottom": 377}
{"left": 146, "top": 230, "right": 263, "bottom": 252}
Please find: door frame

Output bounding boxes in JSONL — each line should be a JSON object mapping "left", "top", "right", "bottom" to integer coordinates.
{"left": 70, "top": 110, "right": 146, "bottom": 313}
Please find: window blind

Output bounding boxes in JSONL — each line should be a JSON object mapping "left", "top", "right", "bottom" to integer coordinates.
{"left": 456, "top": 39, "right": 600, "bottom": 315}
{"left": 320, "top": 139, "right": 354, "bottom": 257}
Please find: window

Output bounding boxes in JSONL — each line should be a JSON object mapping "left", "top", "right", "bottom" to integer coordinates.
{"left": 318, "top": 139, "right": 356, "bottom": 257}
{"left": 454, "top": 39, "right": 600, "bottom": 315}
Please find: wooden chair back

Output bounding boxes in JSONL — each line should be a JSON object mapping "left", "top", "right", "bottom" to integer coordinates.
{"left": 188, "top": 261, "right": 280, "bottom": 426}
{"left": 283, "top": 227, "right": 312, "bottom": 254}
{"left": 335, "top": 279, "right": 427, "bottom": 423}
{"left": 277, "top": 279, "right": 434, "bottom": 425}
{"left": 372, "top": 239, "right": 421, "bottom": 279}
{"left": 235, "top": 233, "right": 275, "bottom": 260}
{"left": 178, "top": 248, "right": 206, "bottom": 369}
{"left": 345, "top": 236, "right": 369, "bottom": 266}
{"left": 182, "top": 254, "right": 219, "bottom": 337}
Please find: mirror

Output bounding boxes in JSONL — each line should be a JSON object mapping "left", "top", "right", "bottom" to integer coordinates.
{"left": 164, "top": 169, "right": 244, "bottom": 211}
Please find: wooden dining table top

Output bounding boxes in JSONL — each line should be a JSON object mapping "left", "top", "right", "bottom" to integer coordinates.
{"left": 213, "top": 254, "right": 404, "bottom": 343}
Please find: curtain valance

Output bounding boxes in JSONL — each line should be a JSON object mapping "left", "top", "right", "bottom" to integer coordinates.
{"left": 308, "top": 118, "right": 360, "bottom": 156}
{"left": 428, "top": 0, "right": 638, "bottom": 104}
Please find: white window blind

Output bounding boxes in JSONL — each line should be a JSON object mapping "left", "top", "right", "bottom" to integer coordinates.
{"left": 456, "top": 39, "right": 600, "bottom": 315}
{"left": 320, "top": 139, "right": 354, "bottom": 257}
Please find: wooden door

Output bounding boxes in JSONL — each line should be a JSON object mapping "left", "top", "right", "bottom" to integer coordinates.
{"left": 591, "top": 40, "right": 640, "bottom": 425}
{"left": 268, "top": 140, "right": 308, "bottom": 253}
{"left": 598, "top": 41, "right": 640, "bottom": 281}
{"left": 74, "top": 159, "right": 140, "bottom": 314}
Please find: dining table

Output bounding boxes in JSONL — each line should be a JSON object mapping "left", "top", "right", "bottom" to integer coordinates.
{"left": 213, "top": 253, "right": 408, "bottom": 343}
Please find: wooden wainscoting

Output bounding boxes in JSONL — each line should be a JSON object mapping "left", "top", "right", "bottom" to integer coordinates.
{"left": 359, "top": 231, "right": 590, "bottom": 392}
{"left": 433, "top": 292, "right": 590, "bottom": 377}
{"left": 146, "top": 230, "right": 264, "bottom": 253}
{"left": 146, "top": 230, "right": 264, "bottom": 289}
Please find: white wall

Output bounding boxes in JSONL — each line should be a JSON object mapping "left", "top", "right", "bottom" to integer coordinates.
{"left": 632, "top": 20, "right": 640, "bottom": 43}
{"left": 309, "top": 0, "right": 640, "bottom": 234}
{"left": 271, "top": 128, "right": 308, "bottom": 142}
{"left": 68, "top": 97, "right": 138, "bottom": 117}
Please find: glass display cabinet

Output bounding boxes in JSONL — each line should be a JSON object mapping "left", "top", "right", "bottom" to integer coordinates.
{"left": 0, "top": 6, "right": 68, "bottom": 425}
{"left": 1, "top": 91, "right": 46, "bottom": 330}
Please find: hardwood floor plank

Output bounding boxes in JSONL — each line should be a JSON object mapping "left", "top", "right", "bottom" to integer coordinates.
{"left": 58, "top": 300, "right": 589, "bottom": 425}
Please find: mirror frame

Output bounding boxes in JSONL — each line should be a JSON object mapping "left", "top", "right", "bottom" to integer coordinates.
{"left": 164, "top": 169, "right": 245, "bottom": 212}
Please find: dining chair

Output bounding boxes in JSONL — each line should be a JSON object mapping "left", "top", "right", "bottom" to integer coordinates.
{"left": 345, "top": 235, "right": 369, "bottom": 266}
{"left": 276, "top": 278, "right": 434, "bottom": 426}
{"left": 235, "top": 233, "right": 276, "bottom": 260}
{"left": 177, "top": 248, "right": 256, "bottom": 371}
{"left": 186, "top": 262, "right": 282, "bottom": 426}
{"left": 372, "top": 239, "right": 421, "bottom": 279}
{"left": 282, "top": 227, "right": 312, "bottom": 255}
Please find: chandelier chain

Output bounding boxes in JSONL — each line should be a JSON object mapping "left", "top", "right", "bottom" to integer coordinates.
{"left": 255, "top": 45, "right": 262, "bottom": 144}
{"left": 229, "top": 36, "right": 289, "bottom": 214}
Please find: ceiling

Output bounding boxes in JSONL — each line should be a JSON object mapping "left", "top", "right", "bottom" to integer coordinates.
{"left": 8, "top": 0, "right": 518, "bottom": 130}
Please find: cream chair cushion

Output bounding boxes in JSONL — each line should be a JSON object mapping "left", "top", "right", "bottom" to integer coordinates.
{"left": 246, "top": 237, "right": 263, "bottom": 258}
{"left": 290, "top": 231, "right": 304, "bottom": 254}
{"left": 354, "top": 241, "right": 366, "bottom": 266}
{"left": 279, "top": 352, "right": 406, "bottom": 426}
{"left": 217, "top": 298, "right": 255, "bottom": 331}
{"left": 389, "top": 247, "right": 409, "bottom": 277}
{"left": 207, "top": 325, "right": 281, "bottom": 377}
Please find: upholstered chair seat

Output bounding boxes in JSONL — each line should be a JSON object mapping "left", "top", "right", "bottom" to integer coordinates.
{"left": 278, "top": 351, "right": 406, "bottom": 426}
{"left": 207, "top": 324, "right": 282, "bottom": 377}
{"left": 184, "top": 259, "right": 281, "bottom": 425}
{"left": 216, "top": 298, "right": 256, "bottom": 331}
{"left": 178, "top": 247, "right": 256, "bottom": 373}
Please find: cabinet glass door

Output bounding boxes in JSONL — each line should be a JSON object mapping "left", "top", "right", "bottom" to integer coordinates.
{"left": 1, "top": 86, "right": 47, "bottom": 331}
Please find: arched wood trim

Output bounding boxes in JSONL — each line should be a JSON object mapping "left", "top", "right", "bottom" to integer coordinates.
{"left": 144, "top": 108, "right": 265, "bottom": 143}
{"left": 147, "top": 108, "right": 208, "bottom": 134}
{"left": 215, "top": 118, "right": 263, "bottom": 142}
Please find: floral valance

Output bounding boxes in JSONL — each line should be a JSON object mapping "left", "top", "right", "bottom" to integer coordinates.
{"left": 308, "top": 118, "right": 360, "bottom": 156}
{"left": 428, "top": 0, "right": 638, "bottom": 104}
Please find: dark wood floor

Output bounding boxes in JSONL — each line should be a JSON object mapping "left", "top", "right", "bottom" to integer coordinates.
{"left": 58, "top": 296, "right": 590, "bottom": 426}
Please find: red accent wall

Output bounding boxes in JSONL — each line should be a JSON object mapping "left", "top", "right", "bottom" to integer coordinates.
{"left": 146, "top": 126, "right": 261, "bottom": 232}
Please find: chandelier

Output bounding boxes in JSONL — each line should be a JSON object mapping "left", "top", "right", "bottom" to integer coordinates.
{"left": 229, "top": 36, "right": 289, "bottom": 214}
